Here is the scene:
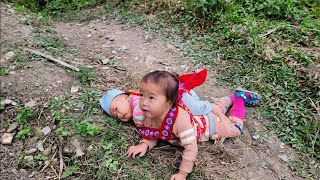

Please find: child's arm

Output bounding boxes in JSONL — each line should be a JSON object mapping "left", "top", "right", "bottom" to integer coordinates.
{"left": 127, "top": 138, "right": 158, "bottom": 158}
{"left": 171, "top": 110, "right": 198, "bottom": 179}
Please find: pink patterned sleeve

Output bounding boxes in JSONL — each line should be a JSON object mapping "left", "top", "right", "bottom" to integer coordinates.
{"left": 129, "top": 96, "right": 145, "bottom": 125}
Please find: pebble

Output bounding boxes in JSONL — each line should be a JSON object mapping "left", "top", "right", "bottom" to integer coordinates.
{"left": 111, "top": 50, "right": 117, "bottom": 54}
{"left": 278, "top": 154, "right": 289, "bottom": 162}
{"left": 1, "top": 133, "right": 14, "bottom": 144}
{"left": 71, "top": 86, "right": 80, "bottom": 93}
{"left": 11, "top": 101, "right": 17, "bottom": 106}
{"left": 26, "top": 148, "right": 37, "bottom": 154}
{"left": 145, "top": 55, "right": 157, "bottom": 63}
{"left": 252, "top": 134, "right": 260, "bottom": 140}
{"left": 25, "top": 100, "right": 36, "bottom": 107}
{"left": 37, "top": 141, "right": 44, "bottom": 151}
{"left": 4, "top": 99, "right": 13, "bottom": 105}
{"left": 4, "top": 51, "right": 15, "bottom": 60}
{"left": 24, "top": 155, "right": 34, "bottom": 163}
{"left": 41, "top": 126, "right": 51, "bottom": 135}
{"left": 86, "top": 34, "right": 92, "bottom": 38}
{"left": 6, "top": 122, "right": 18, "bottom": 133}
{"left": 101, "top": 58, "right": 109, "bottom": 65}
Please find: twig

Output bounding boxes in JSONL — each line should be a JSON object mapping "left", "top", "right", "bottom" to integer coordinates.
{"left": 58, "top": 139, "right": 64, "bottom": 180}
{"left": 76, "top": 32, "right": 82, "bottom": 39}
{"left": 24, "top": 48, "right": 80, "bottom": 72}
{"left": 259, "top": 27, "right": 280, "bottom": 38}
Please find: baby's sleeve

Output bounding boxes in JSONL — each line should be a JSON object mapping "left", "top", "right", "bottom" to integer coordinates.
{"left": 182, "top": 91, "right": 212, "bottom": 115}
{"left": 131, "top": 96, "right": 144, "bottom": 122}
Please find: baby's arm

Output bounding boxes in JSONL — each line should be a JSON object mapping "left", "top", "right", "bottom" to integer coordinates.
{"left": 127, "top": 138, "right": 158, "bottom": 158}
{"left": 172, "top": 110, "right": 198, "bottom": 179}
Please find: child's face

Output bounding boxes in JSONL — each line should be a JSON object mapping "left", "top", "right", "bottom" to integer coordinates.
{"left": 139, "top": 82, "right": 172, "bottom": 119}
{"left": 109, "top": 94, "right": 132, "bottom": 122}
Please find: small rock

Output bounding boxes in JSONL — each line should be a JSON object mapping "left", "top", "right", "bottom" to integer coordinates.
{"left": 29, "top": 171, "right": 37, "bottom": 178}
{"left": 4, "top": 99, "right": 13, "bottom": 104}
{"left": 11, "top": 101, "right": 17, "bottom": 106}
{"left": 26, "top": 148, "right": 37, "bottom": 154}
{"left": 37, "top": 141, "right": 44, "bottom": 151}
{"left": 63, "top": 144, "right": 75, "bottom": 156}
{"left": 41, "top": 126, "right": 51, "bottom": 135}
{"left": 9, "top": 153, "right": 15, "bottom": 157}
{"left": 280, "top": 143, "right": 285, "bottom": 149}
{"left": 101, "top": 58, "right": 109, "bottom": 65}
{"left": 57, "top": 80, "right": 63, "bottom": 84}
{"left": 278, "top": 154, "right": 289, "bottom": 162}
{"left": 6, "top": 122, "right": 18, "bottom": 133}
{"left": 24, "top": 155, "right": 34, "bottom": 163}
{"left": 252, "top": 134, "right": 260, "bottom": 140}
{"left": 19, "top": 169, "right": 27, "bottom": 174}
{"left": 134, "top": 57, "right": 138, "bottom": 60}
{"left": 1, "top": 133, "right": 14, "bottom": 144}
{"left": 9, "top": 71, "right": 16, "bottom": 75}
{"left": 166, "top": 44, "right": 175, "bottom": 50}
{"left": 35, "top": 83, "right": 40, "bottom": 87}
{"left": 145, "top": 55, "right": 157, "bottom": 63}
{"left": 111, "top": 50, "right": 117, "bottom": 54}
{"left": 25, "top": 100, "right": 36, "bottom": 107}
{"left": 4, "top": 51, "right": 15, "bottom": 60}
{"left": 70, "top": 86, "right": 80, "bottom": 93}
{"left": 86, "top": 34, "right": 92, "bottom": 38}
{"left": 115, "top": 56, "right": 122, "bottom": 60}
{"left": 119, "top": 46, "right": 127, "bottom": 50}
{"left": 71, "top": 138, "right": 85, "bottom": 157}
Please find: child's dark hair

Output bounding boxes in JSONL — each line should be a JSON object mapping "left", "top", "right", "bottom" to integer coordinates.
{"left": 141, "top": 70, "right": 179, "bottom": 104}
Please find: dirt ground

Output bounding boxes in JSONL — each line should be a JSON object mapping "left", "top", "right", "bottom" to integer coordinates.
{"left": 0, "top": 4, "right": 306, "bottom": 180}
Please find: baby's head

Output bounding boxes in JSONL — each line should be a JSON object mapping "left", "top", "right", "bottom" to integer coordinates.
{"left": 139, "top": 70, "right": 179, "bottom": 119}
{"left": 100, "top": 89, "right": 133, "bottom": 122}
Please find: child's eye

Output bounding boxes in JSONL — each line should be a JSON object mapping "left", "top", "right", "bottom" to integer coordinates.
{"left": 115, "top": 107, "right": 118, "bottom": 111}
{"left": 149, "top": 96, "right": 154, "bottom": 100}
{"left": 140, "top": 94, "right": 143, "bottom": 97}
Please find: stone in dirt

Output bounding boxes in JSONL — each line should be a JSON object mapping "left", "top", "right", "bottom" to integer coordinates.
{"left": 37, "top": 141, "right": 44, "bottom": 151}
{"left": 4, "top": 51, "right": 15, "bottom": 60}
{"left": 41, "top": 126, "right": 51, "bottom": 135}
{"left": 26, "top": 148, "right": 37, "bottom": 154}
{"left": 6, "top": 122, "right": 19, "bottom": 133}
{"left": 70, "top": 138, "right": 85, "bottom": 157}
{"left": 101, "top": 58, "right": 109, "bottom": 65}
{"left": 71, "top": 86, "right": 80, "bottom": 93}
{"left": 1, "top": 133, "right": 14, "bottom": 144}
{"left": 4, "top": 99, "right": 13, "bottom": 105}
{"left": 24, "top": 155, "right": 34, "bottom": 163}
{"left": 25, "top": 100, "right": 36, "bottom": 107}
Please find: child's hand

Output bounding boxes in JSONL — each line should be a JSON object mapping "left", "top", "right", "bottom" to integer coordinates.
{"left": 127, "top": 143, "right": 148, "bottom": 158}
{"left": 170, "top": 171, "right": 187, "bottom": 180}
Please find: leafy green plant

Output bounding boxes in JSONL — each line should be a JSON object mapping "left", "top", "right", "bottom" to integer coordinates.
{"left": 56, "top": 126, "right": 69, "bottom": 136}
{"left": 34, "top": 154, "right": 49, "bottom": 161}
{"left": 15, "top": 106, "right": 34, "bottom": 139}
{"left": 62, "top": 164, "right": 79, "bottom": 178}
{"left": 73, "top": 67, "right": 97, "bottom": 84}
{"left": 75, "top": 120, "right": 100, "bottom": 136}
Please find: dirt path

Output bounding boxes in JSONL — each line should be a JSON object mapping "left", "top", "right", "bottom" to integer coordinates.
{"left": 0, "top": 4, "right": 303, "bottom": 180}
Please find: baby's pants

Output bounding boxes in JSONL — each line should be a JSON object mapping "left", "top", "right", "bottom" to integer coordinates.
{"left": 211, "top": 97, "right": 243, "bottom": 139}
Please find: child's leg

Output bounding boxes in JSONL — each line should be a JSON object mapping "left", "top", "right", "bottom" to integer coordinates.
{"left": 211, "top": 96, "right": 233, "bottom": 115}
{"left": 213, "top": 114, "right": 243, "bottom": 138}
